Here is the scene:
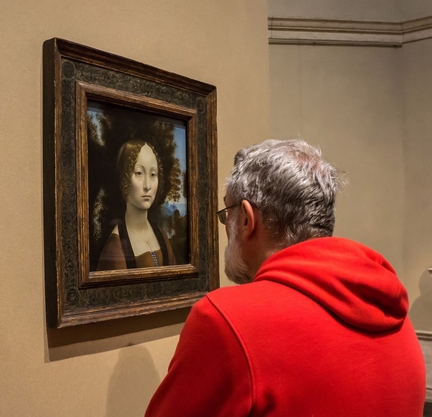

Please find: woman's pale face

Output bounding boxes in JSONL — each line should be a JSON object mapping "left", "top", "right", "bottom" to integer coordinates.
{"left": 127, "top": 144, "right": 159, "bottom": 210}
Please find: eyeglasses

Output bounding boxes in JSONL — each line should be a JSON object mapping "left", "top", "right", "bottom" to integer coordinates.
{"left": 216, "top": 202, "right": 242, "bottom": 225}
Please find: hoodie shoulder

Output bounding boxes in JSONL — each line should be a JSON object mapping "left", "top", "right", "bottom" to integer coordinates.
{"left": 252, "top": 237, "right": 409, "bottom": 332}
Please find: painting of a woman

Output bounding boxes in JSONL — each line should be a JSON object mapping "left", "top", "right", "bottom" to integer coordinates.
{"left": 97, "top": 139, "right": 176, "bottom": 270}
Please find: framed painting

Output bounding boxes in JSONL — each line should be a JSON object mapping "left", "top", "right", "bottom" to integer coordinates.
{"left": 43, "top": 38, "right": 219, "bottom": 328}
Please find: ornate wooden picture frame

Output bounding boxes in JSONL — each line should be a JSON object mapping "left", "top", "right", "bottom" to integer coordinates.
{"left": 43, "top": 38, "right": 219, "bottom": 328}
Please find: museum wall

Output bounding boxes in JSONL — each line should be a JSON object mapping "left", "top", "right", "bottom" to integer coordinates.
{"left": 269, "top": 43, "right": 405, "bottom": 278}
{"left": 396, "top": 0, "right": 432, "bottom": 21}
{"left": 402, "top": 38, "right": 432, "bottom": 404}
{"left": 401, "top": 39, "right": 432, "bottom": 332}
{"left": 0, "top": 0, "right": 270, "bottom": 416}
{"left": 268, "top": 0, "right": 401, "bottom": 21}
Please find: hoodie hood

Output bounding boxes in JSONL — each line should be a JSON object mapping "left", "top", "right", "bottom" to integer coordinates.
{"left": 254, "top": 237, "right": 408, "bottom": 332}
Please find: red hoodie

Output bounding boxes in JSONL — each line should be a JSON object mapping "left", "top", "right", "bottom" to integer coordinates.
{"left": 145, "top": 237, "right": 426, "bottom": 417}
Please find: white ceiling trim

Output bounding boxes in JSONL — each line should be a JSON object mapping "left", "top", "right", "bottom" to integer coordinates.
{"left": 269, "top": 16, "right": 432, "bottom": 47}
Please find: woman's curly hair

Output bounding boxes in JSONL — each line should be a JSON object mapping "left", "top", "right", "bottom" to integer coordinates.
{"left": 117, "top": 139, "right": 165, "bottom": 208}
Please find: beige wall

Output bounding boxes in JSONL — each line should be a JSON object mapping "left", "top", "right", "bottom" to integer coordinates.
{"left": 0, "top": 0, "right": 270, "bottom": 415}
{"left": 396, "top": 0, "right": 432, "bottom": 21}
{"left": 268, "top": 0, "right": 432, "bottom": 25}
{"left": 401, "top": 39, "right": 432, "bottom": 331}
{"left": 268, "top": 0, "right": 401, "bottom": 21}
{"left": 269, "top": 44, "right": 405, "bottom": 275}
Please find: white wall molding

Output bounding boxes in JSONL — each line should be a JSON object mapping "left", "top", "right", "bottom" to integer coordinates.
{"left": 269, "top": 16, "right": 432, "bottom": 47}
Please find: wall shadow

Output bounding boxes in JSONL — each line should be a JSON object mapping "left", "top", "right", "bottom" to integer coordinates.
{"left": 46, "top": 307, "right": 190, "bottom": 361}
{"left": 105, "top": 345, "right": 160, "bottom": 417}
{"left": 409, "top": 269, "right": 432, "bottom": 332}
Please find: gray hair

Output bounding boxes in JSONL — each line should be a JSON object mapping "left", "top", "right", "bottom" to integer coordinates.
{"left": 225, "top": 139, "right": 346, "bottom": 248}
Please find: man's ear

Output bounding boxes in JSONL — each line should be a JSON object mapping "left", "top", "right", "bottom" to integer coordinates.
{"left": 240, "top": 200, "right": 257, "bottom": 239}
